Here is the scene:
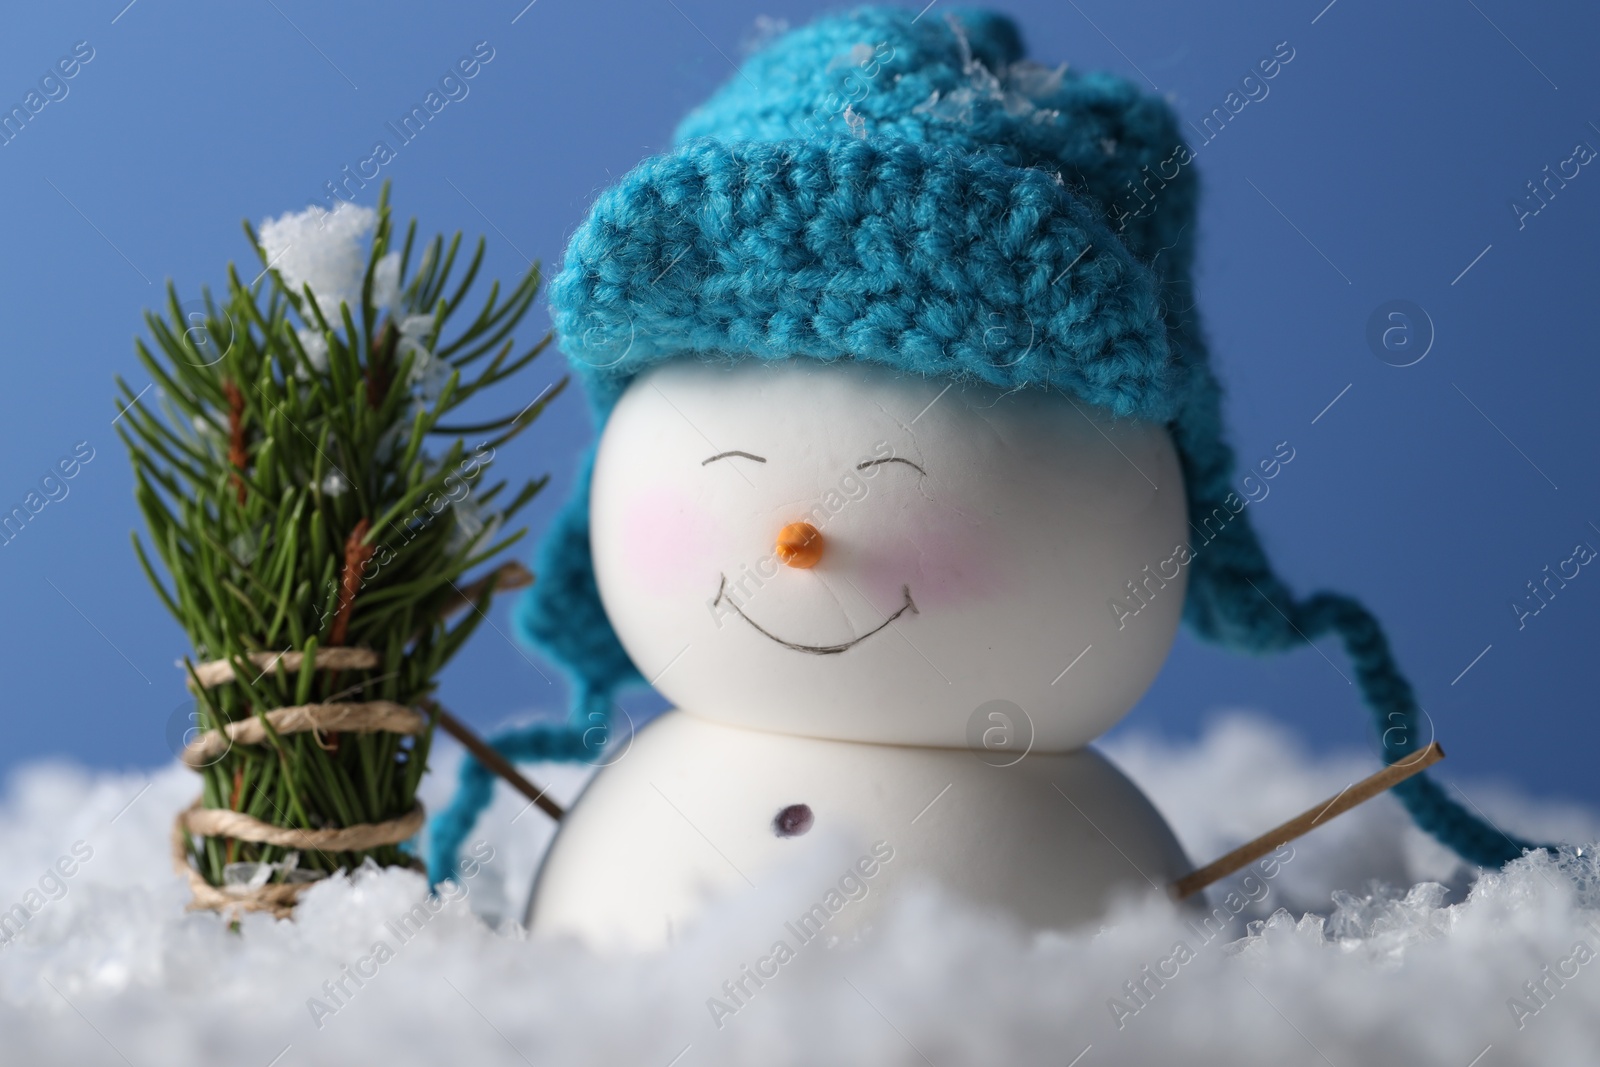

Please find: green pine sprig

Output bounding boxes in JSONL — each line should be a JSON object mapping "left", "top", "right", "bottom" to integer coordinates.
{"left": 117, "top": 183, "right": 563, "bottom": 887}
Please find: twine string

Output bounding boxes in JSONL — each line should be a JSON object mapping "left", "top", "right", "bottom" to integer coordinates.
{"left": 179, "top": 699, "right": 425, "bottom": 768}
{"left": 176, "top": 645, "right": 428, "bottom": 916}
{"left": 174, "top": 561, "right": 535, "bottom": 916}
{"left": 180, "top": 799, "right": 425, "bottom": 852}
{"left": 188, "top": 646, "right": 381, "bottom": 689}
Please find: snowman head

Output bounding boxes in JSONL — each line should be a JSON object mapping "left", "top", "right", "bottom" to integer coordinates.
{"left": 514, "top": 5, "right": 1197, "bottom": 760}
{"left": 587, "top": 358, "right": 1187, "bottom": 749}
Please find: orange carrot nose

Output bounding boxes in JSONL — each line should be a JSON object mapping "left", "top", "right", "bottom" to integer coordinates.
{"left": 775, "top": 521, "right": 825, "bottom": 569}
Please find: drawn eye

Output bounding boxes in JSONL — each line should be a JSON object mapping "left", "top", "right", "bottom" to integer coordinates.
{"left": 702, "top": 450, "right": 767, "bottom": 466}
{"left": 856, "top": 456, "right": 926, "bottom": 476}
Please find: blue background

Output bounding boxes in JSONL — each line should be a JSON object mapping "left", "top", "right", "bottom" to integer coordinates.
{"left": 1, "top": 0, "right": 1595, "bottom": 830}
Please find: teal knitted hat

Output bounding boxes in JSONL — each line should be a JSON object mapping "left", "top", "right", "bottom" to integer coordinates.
{"left": 430, "top": 5, "right": 1541, "bottom": 881}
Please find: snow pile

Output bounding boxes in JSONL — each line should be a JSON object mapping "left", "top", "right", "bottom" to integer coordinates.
{"left": 2, "top": 714, "right": 1598, "bottom": 1065}
{"left": 257, "top": 202, "right": 400, "bottom": 317}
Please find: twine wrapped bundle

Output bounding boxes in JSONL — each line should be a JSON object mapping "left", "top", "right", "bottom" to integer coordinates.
{"left": 118, "top": 184, "right": 559, "bottom": 917}
{"left": 171, "top": 646, "right": 425, "bottom": 917}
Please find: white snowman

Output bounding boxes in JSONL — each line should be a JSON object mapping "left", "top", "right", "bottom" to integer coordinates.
{"left": 526, "top": 359, "right": 1192, "bottom": 948}
{"left": 429, "top": 5, "right": 1515, "bottom": 943}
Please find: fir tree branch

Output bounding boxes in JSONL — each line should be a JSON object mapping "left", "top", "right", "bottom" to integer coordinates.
{"left": 125, "top": 183, "right": 556, "bottom": 890}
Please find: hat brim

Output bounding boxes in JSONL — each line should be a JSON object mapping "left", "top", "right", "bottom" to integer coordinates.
{"left": 550, "top": 136, "right": 1180, "bottom": 422}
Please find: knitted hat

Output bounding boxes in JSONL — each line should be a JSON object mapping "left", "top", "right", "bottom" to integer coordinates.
{"left": 429, "top": 5, "right": 1539, "bottom": 881}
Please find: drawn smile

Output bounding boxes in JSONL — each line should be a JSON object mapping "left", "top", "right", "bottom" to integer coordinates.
{"left": 712, "top": 574, "right": 918, "bottom": 655}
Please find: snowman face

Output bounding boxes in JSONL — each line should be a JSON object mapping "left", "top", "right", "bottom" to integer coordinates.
{"left": 588, "top": 360, "right": 1189, "bottom": 751}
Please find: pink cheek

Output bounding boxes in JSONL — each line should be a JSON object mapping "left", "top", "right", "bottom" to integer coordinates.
{"left": 619, "top": 488, "right": 721, "bottom": 596}
{"left": 854, "top": 512, "right": 1004, "bottom": 612}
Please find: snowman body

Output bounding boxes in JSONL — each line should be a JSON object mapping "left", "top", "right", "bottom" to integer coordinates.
{"left": 531, "top": 711, "right": 1190, "bottom": 949}
{"left": 528, "top": 360, "right": 1195, "bottom": 947}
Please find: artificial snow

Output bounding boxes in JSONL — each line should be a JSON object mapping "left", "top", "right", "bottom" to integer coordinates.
{"left": 2, "top": 713, "right": 1597, "bottom": 1065}
{"left": 257, "top": 202, "right": 400, "bottom": 319}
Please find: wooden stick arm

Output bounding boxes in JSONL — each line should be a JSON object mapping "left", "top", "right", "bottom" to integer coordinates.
{"left": 1169, "top": 742, "right": 1446, "bottom": 900}
{"left": 431, "top": 560, "right": 564, "bottom": 822}
{"left": 431, "top": 703, "right": 565, "bottom": 821}
{"left": 441, "top": 560, "right": 533, "bottom": 616}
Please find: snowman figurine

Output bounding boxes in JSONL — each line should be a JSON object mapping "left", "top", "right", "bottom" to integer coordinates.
{"left": 429, "top": 6, "right": 1531, "bottom": 944}
{"left": 530, "top": 356, "right": 1193, "bottom": 946}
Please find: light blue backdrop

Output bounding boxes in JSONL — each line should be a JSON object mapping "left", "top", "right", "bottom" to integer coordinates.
{"left": 1, "top": 0, "right": 1595, "bottom": 825}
